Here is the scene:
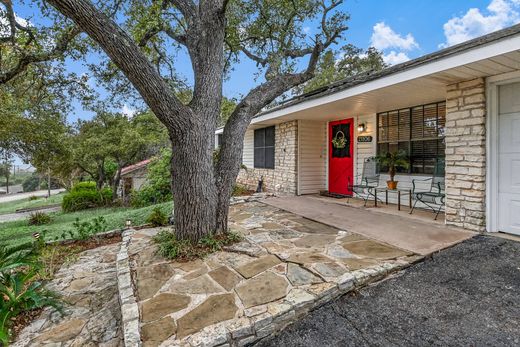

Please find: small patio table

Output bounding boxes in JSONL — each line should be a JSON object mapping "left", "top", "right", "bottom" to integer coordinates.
{"left": 374, "top": 187, "right": 412, "bottom": 211}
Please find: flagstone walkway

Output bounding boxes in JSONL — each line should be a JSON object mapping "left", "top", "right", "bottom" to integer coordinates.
{"left": 128, "top": 202, "right": 423, "bottom": 346}
{"left": 14, "top": 244, "right": 123, "bottom": 347}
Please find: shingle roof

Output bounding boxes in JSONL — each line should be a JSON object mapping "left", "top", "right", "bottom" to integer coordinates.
{"left": 256, "top": 23, "right": 520, "bottom": 117}
{"left": 121, "top": 159, "right": 152, "bottom": 176}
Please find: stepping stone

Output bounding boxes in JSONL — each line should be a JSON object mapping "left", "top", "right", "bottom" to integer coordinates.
{"left": 342, "top": 258, "right": 378, "bottom": 270}
{"left": 223, "top": 240, "right": 266, "bottom": 257}
{"left": 176, "top": 293, "right": 238, "bottom": 338}
{"left": 236, "top": 271, "right": 289, "bottom": 308}
{"left": 66, "top": 277, "right": 92, "bottom": 292}
{"left": 35, "top": 318, "right": 86, "bottom": 343}
{"left": 136, "top": 263, "right": 175, "bottom": 300}
{"left": 262, "top": 222, "right": 283, "bottom": 229}
{"left": 171, "top": 259, "right": 206, "bottom": 272}
{"left": 342, "top": 240, "right": 412, "bottom": 260}
{"left": 141, "top": 316, "right": 176, "bottom": 346}
{"left": 326, "top": 244, "right": 354, "bottom": 259}
{"left": 141, "top": 293, "right": 190, "bottom": 323}
{"left": 287, "top": 252, "right": 332, "bottom": 265}
{"left": 293, "top": 234, "right": 336, "bottom": 248}
{"left": 169, "top": 274, "right": 223, "bottom": 295}
{"left": 269, "top": 229, "right": 301, "bottom": 240}
{"left": 287, "top": 263, "right": 322, "bottom": 286}
{"left": 339, "top": 233, "right": 367, "bottom": 243}
{"left": 234, "top": 255, "right": 281, "bottom": 278}
{"left": 209, "top": 266, "right": 242, "bottom": 291}
{"left": 313, "top": 262, "right": 345, "bottom": 278}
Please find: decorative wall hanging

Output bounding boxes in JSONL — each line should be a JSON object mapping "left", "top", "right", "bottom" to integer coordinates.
{"left": 331, "top": 123, "right": 350, "bottom": 158}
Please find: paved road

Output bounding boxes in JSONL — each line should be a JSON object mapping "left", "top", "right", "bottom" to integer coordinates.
{"left": 0, "top": 189, "right": 64, "bottom": 204}
{"left": 0, "top": 206, "right": 61, "bottom": 224}
{"left": 254, "top": 235, "right": 520, "bottom": 347}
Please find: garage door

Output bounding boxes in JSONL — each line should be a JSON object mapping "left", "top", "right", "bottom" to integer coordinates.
{"left": 498, "top": 82, "right": 520, "bottom": 235}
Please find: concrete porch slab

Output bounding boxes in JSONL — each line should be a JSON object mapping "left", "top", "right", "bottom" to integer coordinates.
{"left": 264, "top": 196, "right": 475, "bottom": 255}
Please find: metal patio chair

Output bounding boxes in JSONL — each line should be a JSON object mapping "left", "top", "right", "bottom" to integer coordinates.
{"left": 410, "top": 159, "right": 445, "bottom": 220}
{"left": 348, "top": 158, "right": 381, "bottom": 206}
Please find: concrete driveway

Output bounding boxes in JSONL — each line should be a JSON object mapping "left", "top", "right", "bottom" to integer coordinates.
{"left": 253, "top": 235, "right": 520, "bottom": 347}
{"left": 265, "top": 196, "right": 474, "bottom": 255}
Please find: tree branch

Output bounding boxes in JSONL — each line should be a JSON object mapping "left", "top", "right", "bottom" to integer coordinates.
{"left": 47, "top": 0, "right": 192, "bottom": 134}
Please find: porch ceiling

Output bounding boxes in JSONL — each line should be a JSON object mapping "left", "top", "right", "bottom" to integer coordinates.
{"left": 252, "top": 50, "right": 520, "bottom": 125}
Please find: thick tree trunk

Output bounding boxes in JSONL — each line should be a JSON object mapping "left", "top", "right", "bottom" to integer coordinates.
{"left": 169, "top": 121, "right": 218, "bottom": 242}
{"left": 96, "top": 164, "right": 105, "bottom": 190}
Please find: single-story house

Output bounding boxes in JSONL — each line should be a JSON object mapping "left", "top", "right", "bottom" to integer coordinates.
{"left": 119, "top": 159, "right": 151, "bottom": 199}
{"left": 216, "top": 23, "right": 520, "bottom": 236}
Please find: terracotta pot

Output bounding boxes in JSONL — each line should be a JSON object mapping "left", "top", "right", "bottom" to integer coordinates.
{"left": 386, "top": 180, "right": 398, "bottom": 190}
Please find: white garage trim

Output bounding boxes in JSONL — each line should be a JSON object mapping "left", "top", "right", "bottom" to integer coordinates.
{"left": 486, "top": 70, "right": 520, "bottom": 233}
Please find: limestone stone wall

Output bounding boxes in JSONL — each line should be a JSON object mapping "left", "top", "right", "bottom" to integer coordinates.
{"left": 445, "top": 77, "right": 486, "bottom": 231}
{"left": 237, "top": 121, "right": 298, "bottom": 194}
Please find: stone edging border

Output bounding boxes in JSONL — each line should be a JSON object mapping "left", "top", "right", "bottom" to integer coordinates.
{"left": 179, "top": 259, "right": 422, "bottom": 347}
{"left": 117, "top": 228, "right": 141, "bottom": 347}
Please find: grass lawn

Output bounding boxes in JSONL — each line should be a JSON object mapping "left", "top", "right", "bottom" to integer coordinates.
{"left": 0, "top": 201, "right": 172, "bottom": 247}
{"left": 0, "top": 193, "right": 65, "bottom": 215}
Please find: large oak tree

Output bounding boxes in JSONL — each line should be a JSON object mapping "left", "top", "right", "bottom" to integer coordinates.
{"left": 32, "top": 0, "right": 348, "bottom": 241}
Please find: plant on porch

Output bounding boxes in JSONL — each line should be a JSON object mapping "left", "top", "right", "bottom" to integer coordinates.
{"left": 375, "top": 150, "right": 409, "bottom": 190}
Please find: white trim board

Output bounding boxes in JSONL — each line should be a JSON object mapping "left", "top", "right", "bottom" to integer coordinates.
{"left": 486, "top": 70, "right": 520, "bottom": 233}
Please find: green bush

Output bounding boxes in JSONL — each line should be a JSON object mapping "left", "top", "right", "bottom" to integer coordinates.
{"left": 146, "top": 207, "right": 169, "bottom": 227}
{"left": 0, "top": 243, "right": 60, "bottom": 345}
{"left": 57, "top": 216, "right": 108, "bottom": 241}
{"left": 232, "top": 184, "right": 250, "bottom": 196}
{"left": 28, "top": 195, "right": 41, "bottom": 201}
{"left": 131, "top": 149, "right": 172, "bottom": 207}
{"left": 70, "top": 181, "right": 97, "bottom": 193}
{"left": 62, "top": 183, "right": 112, "bottom": 212}
{"left": 28, "top": 212, "right": 52, "bottom": 226}
{"left": 22, "top": 174, "right": 41, "bottom": 193}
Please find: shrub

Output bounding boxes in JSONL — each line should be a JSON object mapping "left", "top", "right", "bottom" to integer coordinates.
{"left": 153, "top": 230, "right": 242, "bottom": 260}
{"left": 57, "top": 216, "right": 108, "bottom": 241}
{"left": 232, "top": 184, "right": 250, "bottom": 196}
{"left": 131, "top": 150, "right": 172, "bottom": 207}
{"left": 28, "top": 212, "right": 52, "bottom": 226}
{"left": 62, "top": 183, "right": 112, "bottom": 212}
{"left": 28, "top": 195, "right": 40, "bottom": 201}
{"left": 0, "top": 243, "right": 60, "bottom": 344}
{"left": 22, "top": 174, "right": 41, "bottom": 193}
{"left": 146, "top": 207, "right": 169, "bottom": 227}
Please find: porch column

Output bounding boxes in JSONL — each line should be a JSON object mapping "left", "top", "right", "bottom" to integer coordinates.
{"left": 445, "top": 77, "right": 486, "bottom": 231}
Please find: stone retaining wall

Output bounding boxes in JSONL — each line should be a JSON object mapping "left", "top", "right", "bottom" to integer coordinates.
{"left": 445, "top": 77, "right": 487, "bottom": 231}
{"left": 237, "top": 121, "right": 298, "bottom": 194}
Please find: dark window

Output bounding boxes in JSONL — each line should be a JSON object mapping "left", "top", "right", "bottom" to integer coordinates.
{"left": 377, "top": 101, "right": 445, "bottom": 175}
{"left": 254, "top": 126, "right": 275, "bottom": 169}
{"left": 216, "top": 134, "right": 223, "bottom": 148}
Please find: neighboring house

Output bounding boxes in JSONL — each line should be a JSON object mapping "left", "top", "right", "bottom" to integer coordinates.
{"left": 216, "top": 24, "right": 520, "bottom": 236}
{"left": 119, "top": 159, "right": 151, "bottom": 199}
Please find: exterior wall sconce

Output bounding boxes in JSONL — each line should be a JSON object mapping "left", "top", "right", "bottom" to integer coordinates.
{"left": 357, "top": 123, "right": 366, "bottom": 133}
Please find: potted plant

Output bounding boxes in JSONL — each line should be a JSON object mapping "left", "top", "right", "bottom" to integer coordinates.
{"left": 375, "top": 150, "right": 409, "bottom": 190}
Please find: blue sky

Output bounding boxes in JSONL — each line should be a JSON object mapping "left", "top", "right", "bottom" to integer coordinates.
{"left": 12, "top": 0, "right": 520, "bottom": 121}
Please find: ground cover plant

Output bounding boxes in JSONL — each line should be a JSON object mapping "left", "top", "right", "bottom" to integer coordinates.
{"left": 153, "top": 229, "right": 242, "bottom": 261}
{"left": 27, "top": 212, "right": 52, "bottom": 226}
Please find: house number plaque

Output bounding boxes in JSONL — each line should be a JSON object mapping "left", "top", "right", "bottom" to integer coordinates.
{"left": 357, "top": 136, "right": 373, "bottom": 143}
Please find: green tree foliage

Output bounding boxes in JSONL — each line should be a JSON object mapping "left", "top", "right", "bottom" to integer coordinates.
{"left": 296, "top": 45, "right": 387, "bottom": 94}
{"left": 131, "top": 149, "right": 172, "bottom": 207}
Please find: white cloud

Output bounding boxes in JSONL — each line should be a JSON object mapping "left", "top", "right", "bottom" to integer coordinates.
{"left": 382, "top": 51, "right": 411, "bottom": 65}
{"left": 369, "top": 22, "right": 418, "bottom": 65}
{"left": 121, "top": 104, "right": 137, "bottom": 118}
{"left": 0, "top": 11, "right": 30, "bottom": 37}
{"left": 440, "top": 0, "right": 520, "bottom": 47}
{"left": 370, "top": 22, "right": 419, "bottom": 51}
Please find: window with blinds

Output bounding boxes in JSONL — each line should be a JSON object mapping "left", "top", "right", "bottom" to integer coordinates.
{"left": 254, "top": 126, "right": 275, "bottom": 169}
{"left": 377, "top": 101, "right": 446, "bottom": 175}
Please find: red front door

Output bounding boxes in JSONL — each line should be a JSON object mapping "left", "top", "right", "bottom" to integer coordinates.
{"left": 329, "top": 118, "right": 354, "bottom": 195}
